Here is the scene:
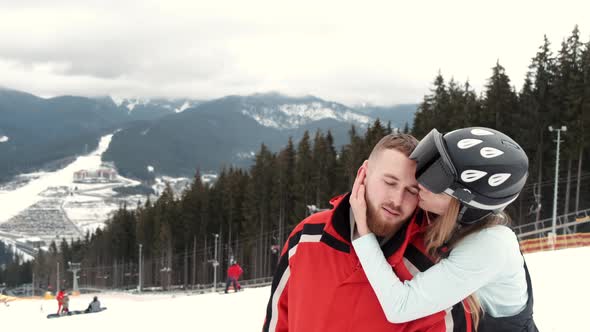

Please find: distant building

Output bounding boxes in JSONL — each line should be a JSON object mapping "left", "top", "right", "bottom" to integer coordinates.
{"left": 16, "top": 237, "right": 44, "bottom": 248}
{"left": 74, "top": 168, "right": 118, "bottom": 183}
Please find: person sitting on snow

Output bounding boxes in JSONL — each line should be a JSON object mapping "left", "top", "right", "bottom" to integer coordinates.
{"left": 85, "top": 296, "right": 101, "bottom": 313}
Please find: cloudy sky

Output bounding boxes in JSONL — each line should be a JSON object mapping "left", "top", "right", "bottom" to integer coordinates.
{"left": 0, "top": 0, "right": 588, "bottom": 105}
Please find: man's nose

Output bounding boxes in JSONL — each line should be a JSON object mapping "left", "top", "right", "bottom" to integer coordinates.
{"left": 388, "top": 186, "right": 405, "bottom": 206}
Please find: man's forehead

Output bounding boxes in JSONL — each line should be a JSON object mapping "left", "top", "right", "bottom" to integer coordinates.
{"left": 373, "top": 149, "right": 418, "bottom": 183}
{"left": 382, "top": 172, "right": 419, "bottom": 186}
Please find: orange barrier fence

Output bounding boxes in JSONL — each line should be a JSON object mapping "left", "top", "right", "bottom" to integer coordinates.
{"left": 520, "top": 233, "right": 590, "bottom": 254}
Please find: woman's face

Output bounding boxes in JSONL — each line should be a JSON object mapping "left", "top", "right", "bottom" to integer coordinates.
{"left": 418, "top": 184, "right": 452, "bottom": 215}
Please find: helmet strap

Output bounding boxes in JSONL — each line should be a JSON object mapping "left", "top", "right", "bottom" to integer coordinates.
{"left": 457, "top": 204, "right": 468, "bottom": 223}
{"left": 458, "top": 204, "right": 493, "bottom": 225}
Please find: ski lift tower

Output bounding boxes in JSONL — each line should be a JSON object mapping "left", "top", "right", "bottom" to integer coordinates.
{"left": 208, "top": 233, "right": 220, "bottom": 292}
{"left": 68, "top": 262, "right": 81, "bottom": 295}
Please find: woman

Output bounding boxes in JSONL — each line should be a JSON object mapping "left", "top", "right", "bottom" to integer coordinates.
{"left": 350, "top": 127, "right": 538, "bottom": 331}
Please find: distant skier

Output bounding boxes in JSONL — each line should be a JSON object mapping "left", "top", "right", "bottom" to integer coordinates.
{"left": 56, "top": 289, "right": 65, "bottom": 315}
{"left": 85, "top": 296, "right": 101, "bottom": 313}
{"left": 224, "top": 261, "right": 243, "bottom": 293}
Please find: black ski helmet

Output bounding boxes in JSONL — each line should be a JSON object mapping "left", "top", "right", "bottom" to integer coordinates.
{"left": 410, "top": 127, "right": 529, "bottom": 224}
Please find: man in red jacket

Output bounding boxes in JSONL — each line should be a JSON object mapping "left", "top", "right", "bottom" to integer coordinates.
{"left": 262, "top": 133, "right": 473, "bottom": 332}
{"left": 225, "top": 261, "right": 243, "bottom": 293}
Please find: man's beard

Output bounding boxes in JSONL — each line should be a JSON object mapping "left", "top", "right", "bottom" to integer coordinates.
{"left": 366, "top": 196, "right": 404, "bottom": 238}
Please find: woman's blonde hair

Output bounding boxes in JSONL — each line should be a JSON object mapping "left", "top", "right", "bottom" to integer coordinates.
{"left": 423, "top": 198, "right": 509, "bottom": 330}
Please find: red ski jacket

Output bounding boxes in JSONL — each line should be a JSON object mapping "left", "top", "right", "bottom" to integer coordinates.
{"left": 56, "top": 291, "right": 64, "bottom": 304}
{"left": 228, "top": 264, "right": 243, "bottom": 279}
{"left": 263, "top": 193, "right": 473, "bottom": 332}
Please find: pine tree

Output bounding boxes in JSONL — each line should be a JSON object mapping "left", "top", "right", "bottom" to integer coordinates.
{"left": 432, "top": 72, "right": 450, "bottom": 130}
{"left": 294, "top": 131, "right": 314, "bottom": 221}
{"left": 312, "top": 130, "right": 328, "bottom": 208}
{"left": 529, "top": 35, "right": 558, "bottom": 222}
{"left": 365, "top": 119, "right": 388, "bottom": 156}
{"left": 324, "top": 130, "right": 339, "bottom": 200}
{"left": 573, "top": 34, "right": 590, "bottom": 214}
{"left": 482, "top": 61, "right": 519, "bottom": 135}
{"left": 446, "top": 78, "right": 466, "bottom": 130}
{"left": 553, "top": 26, "right": 585, "bottom": 216}
{"left": 462, "top": 80, "right": 482, "bottom": 127}
{"left": 241, "top": 143, "right": 276, "bottom": 278}
{"left": 413, "top": 72, "right": 448, "bottom": 138}
{"left": 275, "top": 138, "right": 296, "bottom": 240}
{"left": 412, "top": 97, "right": 433, "bottom": 138}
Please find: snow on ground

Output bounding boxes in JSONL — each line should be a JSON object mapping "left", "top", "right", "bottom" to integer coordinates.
{"left": 152, "top": 176, "right": 191, "bottom": 197}
{"left": 62, "top": 200, "right": 118, "bottom": 234}
{"left": 523, "top": 246, "right": 589, "bottom": 332}
{"left": 62, "top": 185, "right": 145, "bottom": 234}
{"left": 0, "top": 172, "right": 44, "bottom": 193}
{"left": 0, "top": 134, "right": 115, "bottom": 224}
{"left": 0, "top": 133, "right": 141, "bottom": 226}
{"left": 0, "top": 247, "right": 587, "bottom": 332}
{"left": 0, "top": 288, "right": 270, "bottom": 332}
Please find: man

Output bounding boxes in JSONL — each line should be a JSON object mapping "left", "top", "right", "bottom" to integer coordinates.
{"left": 262, "top": 134, "right": 473, "bottom": 332}
{"left": 225, "top": 261, "right": 243, "bottom": 293}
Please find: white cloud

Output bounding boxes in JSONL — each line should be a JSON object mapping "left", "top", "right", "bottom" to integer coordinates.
{"left": 0, "top": 0, "right": 588, "bottom": 105}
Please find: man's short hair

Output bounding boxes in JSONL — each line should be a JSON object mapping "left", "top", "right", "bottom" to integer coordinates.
{"left": 369, "top": 133, "right": 419, "bottom": 159}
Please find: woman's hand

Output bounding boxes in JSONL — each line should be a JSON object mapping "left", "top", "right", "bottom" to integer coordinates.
{"left": 350, "top": 161, "right": 371, "bottom": 236}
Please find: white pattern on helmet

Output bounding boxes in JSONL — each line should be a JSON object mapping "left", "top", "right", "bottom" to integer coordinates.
{"left": 458, "top": 138, "right": 483, "bottom": 149}
{"left": 488, "top": 173, "right": 511, "bottom": 187}
{"left": 471, "top": 128, "right": 494, "bottom": 136}
{"left": 480, "top": 147, "right": 504, "bottom": 158}
{"left": 461, "top": 170, "right": 487, "bottom": 182}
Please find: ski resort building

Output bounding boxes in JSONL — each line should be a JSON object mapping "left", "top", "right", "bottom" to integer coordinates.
{"left": 73, "top": 168, "right": 118, "bottom": 183}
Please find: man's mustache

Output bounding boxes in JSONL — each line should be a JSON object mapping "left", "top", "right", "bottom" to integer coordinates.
{"left": 382, "top": 204, "right": 402, "bottom": 215}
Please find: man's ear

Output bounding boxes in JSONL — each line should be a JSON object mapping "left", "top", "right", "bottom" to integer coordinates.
{"left": 357, "top": 160, "right": 369, "bottom": 175}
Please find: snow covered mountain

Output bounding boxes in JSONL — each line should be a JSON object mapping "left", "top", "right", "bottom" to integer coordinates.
{"left": 238, "top": 93, "right": 371, "bottom": 130}
{"left": 0, "top": 89, "right": 205, "bottom": 182}
{"left": 0, "top": 88, "right": 417, "bottom": 182}
{"left": 98, "top": 96, "right": 202, "bottom": 120}
{"left": 103, "top": 93, "right": 389, "bottom": 179}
